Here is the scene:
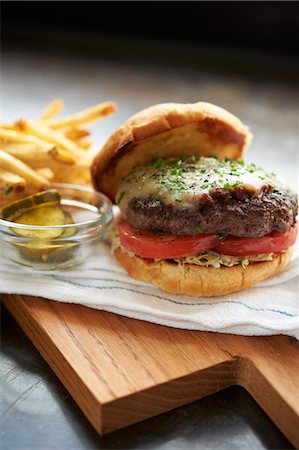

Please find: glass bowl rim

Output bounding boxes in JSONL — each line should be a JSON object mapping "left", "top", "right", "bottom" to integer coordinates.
{"left": 0, "top": 183, "right": 113, "bottom": 230}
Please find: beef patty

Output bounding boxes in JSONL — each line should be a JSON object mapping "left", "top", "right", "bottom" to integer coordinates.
{"left": 123, "top": 188, "right": 298, "bottom": 238}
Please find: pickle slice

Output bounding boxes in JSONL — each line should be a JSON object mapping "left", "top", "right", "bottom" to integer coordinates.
{"left": 17, "top": 240, "right": 79, "bottom": 265}
{"left": 12, "top": 206, "right": 66, "bottom": 239}
{"left": 17, "top": 240, "right": 60, "bottom": 263}
{"left": 0, "top": 189, "right": 61, "bottom": 221}
{"left": 60, "top": 210, "right": 77, "bottom": 238}
{"left": 24, "top": 241, "right": 60, "bottom": 252}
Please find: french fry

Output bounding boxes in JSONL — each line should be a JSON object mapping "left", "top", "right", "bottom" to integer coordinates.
{"left": 1, "top": 143, "right": 56, "bottom": 162}
{"left": 48, "top": 147, "right": 76, "bottom": 165}
{"left": 20, "top": 119, "right": 87, "bottom": 158}
{"left": 0, "top": 123, "right": 19, "bottom": 130}
{"left": 1, "top": 143, "right": 90, "bottom": 178}
{"left": 46, "top": 101, "right": 116, "bottom": 129}
{"left": 78, "top": 139, "right": 93, "bottom": 149}
{"left": 65, "top": 130, "right": 92, "bottom": 150}
{"left": 36, "top": 168, "right": 54, "bottom": 180}
{"left": 0, "top": 170, "right": 26, "bottom": 192}
{"left": 0, "top": 149, "right": 49, "bottom": 190}
{"left": 39, "top": 98, "right": 64, "bottom": 120}
{"left": 52, "top": 165, "right": 91, "bottom": 185}
{"left": 0, "top": 128, "right": 53, "bottom": 147}
{"left": 0, "top": 98, "right": 116, "bottom": 202}
{"left": 65, "top": 129, "right": 90, "bottom": 141}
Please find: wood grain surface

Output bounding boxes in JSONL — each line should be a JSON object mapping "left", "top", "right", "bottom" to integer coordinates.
{"left": 2, "top": 294, "right": 299, "bottom": 447}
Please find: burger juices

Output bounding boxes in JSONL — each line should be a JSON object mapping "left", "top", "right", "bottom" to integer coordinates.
{"left": 91, "top": 102, "right": 298, "bottom": 296}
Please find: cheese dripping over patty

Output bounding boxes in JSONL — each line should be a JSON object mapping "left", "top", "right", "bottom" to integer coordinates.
{"left": 116, "top": 156, "right": 290, "bottom": 210}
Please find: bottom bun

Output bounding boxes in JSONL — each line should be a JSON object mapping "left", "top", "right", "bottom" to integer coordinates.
{"left": 115, "top": 248, "right": 292, "bottom": 297}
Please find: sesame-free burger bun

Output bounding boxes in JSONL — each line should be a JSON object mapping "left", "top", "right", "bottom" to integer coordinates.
{"left": 115, "top": 247, "right": 292, "bottom": 297}
{"left": 91, "top": 101, "right": 294, "bottom": 297}
{"left": 91, "top": 102, "right": 252, "bottom": 202}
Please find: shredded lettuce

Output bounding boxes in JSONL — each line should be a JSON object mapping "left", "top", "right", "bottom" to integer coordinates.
{"left": 176, "top": 252, "right": 248, "bottom": 268}
{"left": 175, "top": 251, "right": 274, "bottom": 268}
{"left": 110, "top": 229, "right": 121, "bottom": 253}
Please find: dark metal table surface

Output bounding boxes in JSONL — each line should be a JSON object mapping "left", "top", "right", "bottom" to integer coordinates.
{"left": 1, "top": 27, "right": 297, "bottom": 450}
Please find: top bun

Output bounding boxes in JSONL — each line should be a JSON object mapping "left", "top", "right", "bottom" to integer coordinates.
{"left": 91, "top": 102, "right": 252, "bottom": 202}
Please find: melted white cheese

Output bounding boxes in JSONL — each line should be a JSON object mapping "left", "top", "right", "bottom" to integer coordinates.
{"left": 116, "top": 156, "right": 290, "bottom": 211}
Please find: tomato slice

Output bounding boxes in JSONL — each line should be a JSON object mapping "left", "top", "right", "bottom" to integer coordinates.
{"left": 119, "top": 221, "right": 298, "bottom": 259}
{"left": 118, "top": 221, "right": 219, "bottom": 259}
{"left": 213, "top": 223, "right": 298, "bottom": 256}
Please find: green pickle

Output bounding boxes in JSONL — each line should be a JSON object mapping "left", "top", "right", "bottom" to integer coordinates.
{"left": 0, "top": 189, "right": 79, "bottom": 267}
{"left": 60, "top": 211, "right": 77, "bottom": 238}
{"left": 13, "top": 206, "right": 66, "bottom": 239}
{"left": 0, "top": 189, "right": 61, "bottom": 221}
{"left": 18, "top": 239, "right": 79, "bottom": 266}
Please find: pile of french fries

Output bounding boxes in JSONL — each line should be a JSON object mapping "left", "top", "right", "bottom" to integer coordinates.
{"left": 0, "top": 98, "right": 116, "bottom": 205}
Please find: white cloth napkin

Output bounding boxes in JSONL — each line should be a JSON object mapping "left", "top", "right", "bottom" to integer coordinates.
{"left": 1, "top": 240, "right": 298, "bottom": 339}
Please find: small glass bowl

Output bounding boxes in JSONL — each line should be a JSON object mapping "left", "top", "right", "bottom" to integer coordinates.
{"left": 0, "top": 183, "right": 113, "bottom": 270}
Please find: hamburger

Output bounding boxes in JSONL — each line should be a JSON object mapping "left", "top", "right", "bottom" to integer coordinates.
{"left": 91, "top": 102, "right": 298, "bottom": 296}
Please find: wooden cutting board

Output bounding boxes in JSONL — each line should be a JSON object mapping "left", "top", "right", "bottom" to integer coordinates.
{"left": 2, "top": 294, "right": 299, "bottom": 447}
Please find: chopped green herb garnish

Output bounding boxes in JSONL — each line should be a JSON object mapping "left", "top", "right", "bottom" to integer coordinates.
{"left": 196, "top": 226, "right": 212, "bottom": 234}
{"left": 216, "top": 231, "right": 226, "bottom": 241}
{"left": 224, "top": 181, "right": 239, "bottom": 190}
{"left": 154, "top": 158, "right": 165, "bottom": 168}
{"left": 117, "top": 191, "right": 125, "bottom": 204}
{"left": 4, "top": 186, "right": 13, "bottom": 196}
